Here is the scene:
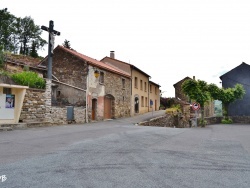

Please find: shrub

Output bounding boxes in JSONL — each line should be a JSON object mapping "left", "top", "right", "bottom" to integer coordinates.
{"left": 11, "top": 71, "right": 45, "bottom": 89}
{"left": 166, "top": 104, "right": 181, "bottom": 114}
{"left": 221, "top": 118, "right": 233, "bottom": 124}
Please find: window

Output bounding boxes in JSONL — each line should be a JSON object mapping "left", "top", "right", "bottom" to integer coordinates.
{"left": 140, "top": 80, "right": 143, "bottom": 90}
{"left": 150, "top": 84, "right": 152, "bottom": 93}
{"left": 99, "top": 72, "right": 104, "bottom": 84}
{"left": 141, "top": 96, "right": 144, "bottom": 107}
{"left": 135, "top": 77, "right": 138, "bottom": 88}
{"left": 145, "top": 97, "right": 148, "bottom": 107}
{"left": 122, "top": 78, "right": 125, "bottom": 89}
{"left": 3, "top": 88, "right": 11, "bottom": 94}
{"left": 144, "top": 82, "right": 147, "bottom": 92}
{"left": 155, "top": 86, "right": 157, "bottom": 95}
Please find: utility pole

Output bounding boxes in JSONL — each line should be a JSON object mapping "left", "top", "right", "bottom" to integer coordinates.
{"left": 41, "top": 20, "right": 60, "bottom": 79}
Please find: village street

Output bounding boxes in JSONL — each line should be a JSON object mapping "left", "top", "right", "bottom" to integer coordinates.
{"left": 0, "top": 111, "right": 250, "bottom": 188}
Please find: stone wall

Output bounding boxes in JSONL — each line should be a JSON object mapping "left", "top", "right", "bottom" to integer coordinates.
{"left": 51, "top": 107, "right": 86, "bottom": 125}
{"left": 20, "top": 81, "right": 86, "bottom": 125}
{"left": 229, "top": 116, "right": 250, "bottom": 124}
{"left": 20, "top": 88, "right": 46, "bottom": 122}
{"left": 104, "top": 71, "right": 131, "bottom": 118}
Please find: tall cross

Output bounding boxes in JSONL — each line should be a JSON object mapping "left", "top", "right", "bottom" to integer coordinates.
{"left": 41, "top": 20, "right": 60, "bottom": 79}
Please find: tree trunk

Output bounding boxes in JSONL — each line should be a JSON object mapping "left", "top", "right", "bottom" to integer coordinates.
{"left": 223, "top": 103, "right": 229, "bottom": 120}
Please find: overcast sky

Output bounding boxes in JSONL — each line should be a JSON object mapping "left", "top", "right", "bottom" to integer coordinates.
{"left": 2, "top": 0, "right": 250, "bottom": 97}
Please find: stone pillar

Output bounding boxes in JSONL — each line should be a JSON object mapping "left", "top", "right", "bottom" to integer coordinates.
{"left": 45, "top": 79, "right": 52, "bottom": 123}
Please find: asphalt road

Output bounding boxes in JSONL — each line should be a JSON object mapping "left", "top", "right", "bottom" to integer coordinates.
{"left": 0, "top": 111, "right": 250, "bottom": 188}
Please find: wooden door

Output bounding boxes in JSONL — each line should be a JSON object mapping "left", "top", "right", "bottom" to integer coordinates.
{"left": 92, "top": 99, "right": 97, "bottom": 120}
{"left": 104, "top": 97, "right": 111, "bottom": 119}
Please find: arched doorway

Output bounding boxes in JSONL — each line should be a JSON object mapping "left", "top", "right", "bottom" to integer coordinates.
{"left": 92, "top": 98, "right": 97, "bottom": 120}
{"left": 104, "top": 94, "right": 115, "bottom": 119}
{"left": 135, "top": 97, "right": 139, "bottom": 113}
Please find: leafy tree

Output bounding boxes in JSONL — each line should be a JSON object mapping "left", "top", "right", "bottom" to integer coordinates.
{"left": 15, "top": 16, "right": 46, "bottom": 55}
{"left": 209, "top": 84, "right": 245, "bottom": 120}
{"left": 29, "top": 40, "right": 38, "bottom": 58}
{"left": 182, "top": 79, "right": 210, "bottom": 126}
{"left": 0, "top": 46, "right": 4, "bottom": 68}
{"left": 0, "top": 9, "right": 47, "bottom": 55}
{"left": 63, "top": 39, "right": 71, "bottom": 49}
{"left": 0, "top": 8, "right": 17, "bottom": 52}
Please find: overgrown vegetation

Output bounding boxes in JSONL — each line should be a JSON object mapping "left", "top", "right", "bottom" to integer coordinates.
{"left": 221, "top": 118, "right": 233, "bottom": 124}
{"left": 165, "top": 104, "right": 181, "bottom": 114}
{"left": 182, "top": 79, "right": 245, "bottom": 126}
{"left": 11, "top": 71, "right": 45, "bottom": 89}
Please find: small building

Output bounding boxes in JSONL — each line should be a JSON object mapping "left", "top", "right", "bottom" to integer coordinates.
{"left": 220, "top": 62, "right": 250, "bottom": 116}
{"left": 0, "top": 76, "right": 28, "bottom": 124}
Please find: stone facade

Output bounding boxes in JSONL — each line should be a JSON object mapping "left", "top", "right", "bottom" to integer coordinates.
{"left": 40, "top": 46, "right": 88, "bottom": 107}
{"left": 173, "top": 77, "right": 191, "bottom": 101}
{"left": 51, "top": 107, "right": 86, "bottom": 124}
{"left": 104, "top": 71, "right": 131, "bottom": 118}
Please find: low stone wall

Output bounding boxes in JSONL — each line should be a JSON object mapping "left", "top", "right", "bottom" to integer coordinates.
{"left": 201, "top": 116, "right": 223, "bottom": 125}
{"left": 51, "top": 107, "right": 86, "bottom": 125}
{"left": 20, "top": 88, "right": 46, "bottom": 122}
{"left": 229, "top": 116, "right": 250, "bottom": 124}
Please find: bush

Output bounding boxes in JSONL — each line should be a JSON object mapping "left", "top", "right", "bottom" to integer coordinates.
{"left": 221, "top": 118, "right": 233, "bottom": 124}
{"left": 166, "top": 104, "right": 181, "bottom": 114}
{"left": 11, "top": 71, "right": 45, "bottom": 89}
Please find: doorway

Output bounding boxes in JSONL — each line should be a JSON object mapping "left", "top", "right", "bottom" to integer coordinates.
{"left": 104, "top": 95, "right": 115, "bottom": 119}
{"left": 92, "top": 98, "right": 97, "bottom": 120}
{"left": 135, "top": 97, "right": 139, "bottom": 113}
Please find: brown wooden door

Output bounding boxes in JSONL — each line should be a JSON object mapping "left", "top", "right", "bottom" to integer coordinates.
{"left": 104, "top": 97, "right": 111, "bottom": 119}
{"left": 92, "top": 99, "right": 97, "bottom": 120}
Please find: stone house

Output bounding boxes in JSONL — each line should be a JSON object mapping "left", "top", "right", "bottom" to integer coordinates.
{"left": 173, "top": 76, "right": 191, "bottom": 102}
{"left": 101, "top": 51, "right": 161, "bottom": 115}
{"left": 173, "top": 76, "right": 214, "bottom": 117}
{"left": 39, "top": 45, "right": 131, "bottom": 122}
{"left": 220, "top": 62, "right": 250, "bottom": 116}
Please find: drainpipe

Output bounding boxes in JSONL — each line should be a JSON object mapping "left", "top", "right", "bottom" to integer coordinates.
{"left": 85, "top": 64, "right": 89, "bottom": 123}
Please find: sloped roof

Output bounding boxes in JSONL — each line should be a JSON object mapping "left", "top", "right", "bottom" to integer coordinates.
{"left": 219, "top": 62, "right": 250, "bottom": 80}
{"left": 39, "top": 46, "right": 130, "bottom": 78}
{"left": 149, "top": 80, "right": 161, "bottom": 87}
{"left": 173, "top": 76, "right": 192, "bottom": 87}
{"left": 101, "top": 56, "right": 151, "bottom": 78}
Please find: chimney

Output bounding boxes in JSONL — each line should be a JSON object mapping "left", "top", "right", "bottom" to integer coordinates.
{"left": 110, "top": 51, "right": 115, "bottom": 59}
{"left": 193, "top": 76, "right": 195, "bottom": 80}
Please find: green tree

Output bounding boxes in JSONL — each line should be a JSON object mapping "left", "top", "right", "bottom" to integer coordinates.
{"left": 182, "top": 79, "right": 210, "bottom": 126}
{"left": 0, "top": 8, "right": 17, "bottom": 52}
{"left": 63, "top": 39, "right": 71, "bottom": 49}
{"left": 29, "top": 40, "right": 38, "bottom": 58}
{"left": 210, "top": 84, "right": 245, "bottom": 120}
{"left": 15, "top": 16, "right": 46, "bottom": 55}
